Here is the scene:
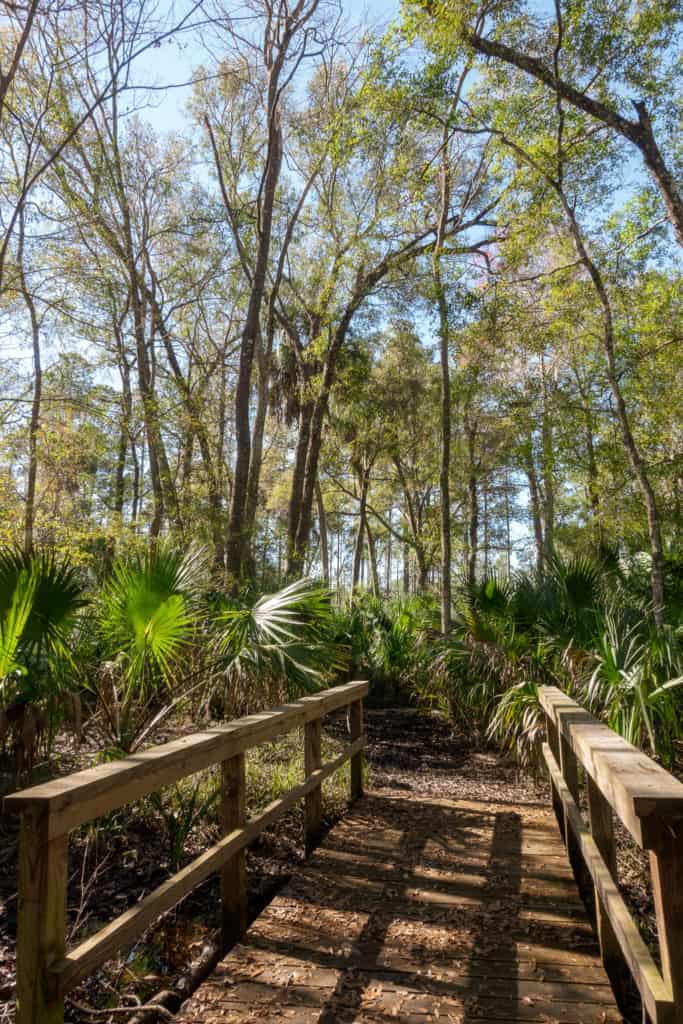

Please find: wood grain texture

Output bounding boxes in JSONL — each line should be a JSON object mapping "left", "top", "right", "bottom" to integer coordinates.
{"left": 4, "top": 681, "right": 369, "bottom": 839}
{"left": 586, "top": 773, "right": 631, "bottom": 1014}
{"left": 16, "top": 813, "right": 67, "bottom": 1024}
{"left": 175, "top": 791, "right": 623, "bottom": 1024}
{"left": 221, "top": 753, "right": 247, "bottom": 945}
{"left": 304, "top": 718, "right": 322, "bottom": 856}
{"left": 649, "top": 824, "right": 683, "bottom": 1015}
{"left": 539, "top": 686, "right": 683, "bottom": 849}
{"left": 50, "top": 734, "right": 367, "bottom": 997}
{"left": 543, "top": 742, "right": 674, "bottom": 1024}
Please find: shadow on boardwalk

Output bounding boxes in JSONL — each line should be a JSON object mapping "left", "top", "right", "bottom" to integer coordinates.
{"left": 177, "top": 787, "right": 622, "bottom": 1023}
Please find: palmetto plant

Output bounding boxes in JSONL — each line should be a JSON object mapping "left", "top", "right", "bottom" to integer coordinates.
{"left": 213, "top": 578, "right": 348, "bottom": 711}
{"left": 330, "top": 593, "right": 437, "bottom": 704}
{"left": 587, "top": 614, "right": 682, "bottom": 764}
{"left": 487, "top": 680, "right": 545, "bottom": 767}
{"left": 0, "top": 547, "right": 85, "bottom": 770}
{"left": 92, "top": 545, "right": 207, "bottom": 754}
{"left": 0, "top": 566, "right": 36, "bottom": 683}
{"left": 429, "top": 571, "right": 557, "bottom": 729}
{"left": 431, "top": 555, "right": 683, "bottom": 763}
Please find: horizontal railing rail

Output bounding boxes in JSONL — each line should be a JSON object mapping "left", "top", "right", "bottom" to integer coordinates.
{"left": 4, "top": 679, "right": 368, "bottom": 1024}
{"left": 539, "top": 685, "right": 683, "bottom": 1024}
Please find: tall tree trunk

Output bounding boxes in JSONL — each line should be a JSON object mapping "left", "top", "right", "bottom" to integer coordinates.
{"left": 352, "top": 468, "right": 368, "bottom": 589}
{"left": 131, "top": 432, "right": 142, "bottom": 528}
{"left": 291, "top": 274, "right": 389, "bottom": 574}
{"left": 132, "top": 281, "right": 163, "bottom": 539}
{"left": 244, "top": 329, "right": 270, "bottom": 574}
{"left": 148, "top": 282, "right": 223, "bottom": 556}
{"left": 113, "top": 351, "right": 132, "bottom": 521}
{"left": 17, "top": 207, "right": 40, "bottom": 554}
{"left": 215, "top": 357, "right": 228, "bottom": 570}
{"left": 226, "top": 106, "right": 283, "bottom": 582}
{"left": 559, "top": 193, "right": 666, "bottom": 622}
{"left": 113, "top": 414, "right": 127, "bottom": 519}
{"left": 467, "top": 473, "right": 478, "bottom": 586}
{"left": 366, "top": 519, "right": 380, "bottom": 597}
{"left": 315, "top": 478, "right": 329, "bottom": 586}
{"left": 418, "top": 556, "right": 429, "bottom": 590}
{"left": 483, "top": 485, "right": 489, "bottom": 576}
{"left": 182, "top": 421, "right": 195, "bottom": 484}
{"left": 525, "top": 442, "right": 545, "bottom": 573}
{"left": 540, "top": 352, "right": 555, "bottom": 556}
{"left": 403, "top": 539, "right": 410, "bottom": 594}
{"left": 465, "top": 412, "right": 478, "bottom": 585}
{"left": 385, "top": 513, "right": 392, "bottom": 595}
{"left": 286, "top": 399, "right": 313, "bottom": 577}
{"left": 505, "top": 470, "right": 512, "bottom": 576}
{"left": 109, "top": 91, "right": 176, "bottom": 540}
{"left": 290, "top": 336, "right": 345, "bottom": 577}
{"left": 434, "top": 136, "right": 452, "bottom": 634}
{"left": 293, "top": 397, "right": 328, "bottom": 574}
{"left": 577, "top": 382, "right": 602, "bottom": 544}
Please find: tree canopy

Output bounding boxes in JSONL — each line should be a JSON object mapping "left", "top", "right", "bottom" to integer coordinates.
{"left": 0, "top": 0, "right": 680, "bottom": 620}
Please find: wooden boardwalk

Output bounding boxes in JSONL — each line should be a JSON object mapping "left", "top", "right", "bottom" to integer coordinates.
{"left": 176, "top": 790, "right": 622, "bottom": 1023}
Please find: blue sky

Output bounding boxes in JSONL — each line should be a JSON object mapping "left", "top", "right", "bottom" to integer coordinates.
{"left": 134, "top": 0, "right": 400, "bottom": 135}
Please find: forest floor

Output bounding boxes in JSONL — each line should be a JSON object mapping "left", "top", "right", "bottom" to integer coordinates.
{"left": 0, "top": 707, "right": 662, "bottom": 1023}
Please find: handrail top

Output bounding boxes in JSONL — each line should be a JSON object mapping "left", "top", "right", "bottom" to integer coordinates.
{"left": 539, "top": 685, "right": 683, "bottom": 845}
{"left": 3, "top": 679, "right": 368, "bottom": 836}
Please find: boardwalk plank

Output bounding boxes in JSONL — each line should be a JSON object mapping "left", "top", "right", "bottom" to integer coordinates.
{"left": 176, "top": 792, "right": 623, "bottom": 1024}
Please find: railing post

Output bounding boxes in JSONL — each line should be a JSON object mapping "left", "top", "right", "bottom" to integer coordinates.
{"left": 545, "top": 711, "right": 564, "bottom": 836}
{"left": 220, "top": 753, "right": 247, "bottom": 947}
{"left": 649, "top": 823, "right": 683, "bottom": 1023}
{"left": 559, "top": 732, "right": 582, "bottom": 875}
{"left": 586, "top": 775, "right": 631, "bottom": 1014}
{"left": 16, "top": 810, "right": 67, "bottom": 1024}
{"left": 350, "top": 698, "right": 363, "bottom": 801}
{"left": 304, "top": 717, "right": 323, "bottom": 856}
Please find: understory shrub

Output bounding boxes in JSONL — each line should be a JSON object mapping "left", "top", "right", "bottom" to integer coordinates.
{"left": 420, "top": 554, "right": 683, "bottom": 765}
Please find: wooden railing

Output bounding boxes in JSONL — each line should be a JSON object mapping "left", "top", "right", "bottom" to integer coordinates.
{"left": 4, "top": 679, "right": 368, "bottom": 1024}
{"left": 539, "top": 686, "right": 683, "bottom": 1024}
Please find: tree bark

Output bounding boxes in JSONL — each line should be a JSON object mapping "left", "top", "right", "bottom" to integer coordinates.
{"left": 465, "top": 412, "right": 479, "bottom": 586}
{"left": 434, "top": 138, "right": 452, "bottom": 634}
{"left": 540, "top": 352, "right": 555, "bottom": 556}
{"left": 226, "top": 52, "right": 285, "bottom": 581}
{"left": 467, "top": 473, "right": 478, "bottom": 586}
{"left": 17, "top": 207, "right": 40, "bottom": 554}
{"left": 385, "top": 512, "right": 392, "bottom": 595}
{"left": 244, "top": 328, "right": 270, "bottom": 569}
{"left": 113, "top": 347, "right": 132, "bottom": 521}
{"left": 576, "top": 375, "right": 602, "bottom": 544}
{"left": 403, "top": 539, "right": 410, "bottom": 594}
{"left": 505, "top": 470, "right": 512, "bottom": 576}
{"left": 525, "top": 442, "right": 545, "bottom": 574}
{"left": 315, "top": 478, "right": 329, "bottom": 586}
{"left": 366, "top": 519, "right": 380, "bottom": 597}
{"left": 483, "top": 485, "right": 489, "bottom": 576}
{"left": 352, "top": 463, "right": 368, "bottom": 589}
{"left": 559, "top": 194, "right": 666, "bottom": 622}
{"left": 286, "top": 399, "right": 314, "bottom": 577}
